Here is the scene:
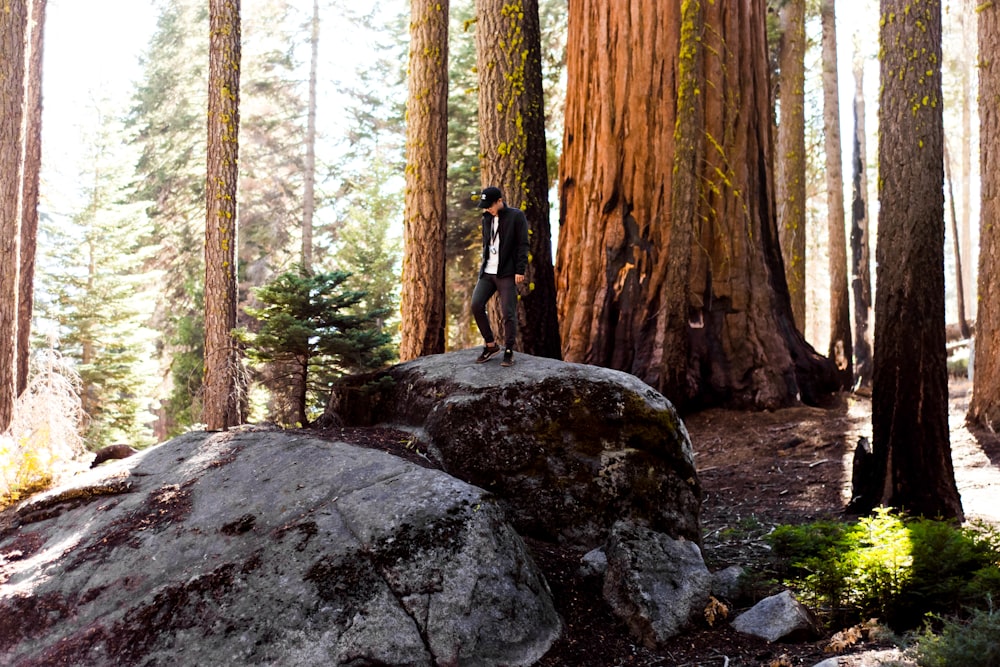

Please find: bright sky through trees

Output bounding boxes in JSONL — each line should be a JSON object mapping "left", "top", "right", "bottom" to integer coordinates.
{"left": 41, "top": 0, "right": 157, "bottom": 211}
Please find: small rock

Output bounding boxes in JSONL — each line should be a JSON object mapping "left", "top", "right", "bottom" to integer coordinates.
{"left": 732, "top": 590, "right": 819, "bottom": 642}
{"left": 579, "top": 547, "right": 607, "bottom": 577}
{"left": 710, "top": 564, "right": 745, "bottom": 601}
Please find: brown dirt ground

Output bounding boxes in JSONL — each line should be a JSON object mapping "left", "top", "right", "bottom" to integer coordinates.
{"left": 314, "top": 376, "right": 1000, "bottom": 667}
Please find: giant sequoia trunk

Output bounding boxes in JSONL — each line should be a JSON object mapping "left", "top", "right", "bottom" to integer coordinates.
{"left": 775, "top": 0, "right": 807, "bottom": 333}
{"left": 862, "top": 0, "right": 962, "bottom": 520}
{"left": 556, "top": 0, "right": 834, "bottom": 411}
{"left": 476, "top": 0, "right": 561, "bottom": 359}
{"left": 971, "top": 2, "right": 1000, "bottom": 430}
{"left": 399, "top": 0, "right": 448, "bottom": 361}
{"left": 203, "top": 0, "right": 244, "bottom": 431}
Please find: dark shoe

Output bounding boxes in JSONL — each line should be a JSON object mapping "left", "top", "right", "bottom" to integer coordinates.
{"left": 476, "top": 344, "right": 501, "bottom": 363}
{"left": 500, "top": 348, "right": 514, "bottom": 367}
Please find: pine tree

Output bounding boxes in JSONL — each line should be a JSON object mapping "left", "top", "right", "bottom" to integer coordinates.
{"left": 399, "top": 0, "right": 449, "bottom": 360}
{"left": 238, "top": 0, "right": 307, "bottom": 286}
{"left": 18, "top": 0, "right": 46, "bottom": 397}
{"left": 203, "top": 0, "right": 245, "bottom": 431}
{"left": 0, "top": 0, "right": 29, "bottom": 432}
{"left": 245, "top": 268, "right": 394, "bottom": 426}
{"left": 333, "top": 156, "right": 403, "bottom": 341}
{"left": 128, "top": 0, "right": 308, "bottom": 435}
{"left": 127, "top": 0, "right": 209, "bottom": 438}
{"left": 39, "top": 109, "right": 160, "bottom": 449}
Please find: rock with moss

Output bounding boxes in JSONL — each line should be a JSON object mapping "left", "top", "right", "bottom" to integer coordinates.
{"left": 0, "top": 430, "right": 561, "bottom": 666}
{"left": 327, "top": 349, "right": 701, "bottom": 547}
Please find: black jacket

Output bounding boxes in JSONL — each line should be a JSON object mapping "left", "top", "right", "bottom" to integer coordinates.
{"left": 479, "top": 205, "right": 530, "bottom": 278}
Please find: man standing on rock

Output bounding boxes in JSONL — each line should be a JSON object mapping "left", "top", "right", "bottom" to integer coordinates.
{"left": 472, "top": 186, "right": 529, "bottom": 367}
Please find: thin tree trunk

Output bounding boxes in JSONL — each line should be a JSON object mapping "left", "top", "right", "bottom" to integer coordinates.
{"left": 850, "top": 56, "right": 873, "bottom": 390}
{"left": 476, "top": 0, "right": 561, "bottom": 359}
{"left": 399, "top": 0, "right": 448, "bottom": 361}
{"left": 944, "top": 140, "right": 970, "bottom": 339}
{"left": 864, "top": 0, "right": 962, "bottom": 520}
{"left": 302, "top": 0, "right": 318, "bottom": 271}
{"left": 776, "top": 0, "right": 807, "bottom": 333}
{"left": 0, "top": 0, "right": 28, "bottom": 432}
{"left": 961, "top": 0, "right": 975, "bottom": 321}
{"left": 203, "top": 0, "right": 244, "bottom": 431}
{"left": 17, "top": 0, "right": 45, "bottom": 397}
{"left": 821, "top": 0, "right": 853, "bottom": 389}
{"left": 971, "top": 1, "right": 1000, "bottom": 430}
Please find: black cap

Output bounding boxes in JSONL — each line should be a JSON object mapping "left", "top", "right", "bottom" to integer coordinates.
{"left": 476, "top": 186, "right": 503, "bottom": 208}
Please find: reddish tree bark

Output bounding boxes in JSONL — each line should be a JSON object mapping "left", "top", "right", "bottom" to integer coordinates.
{"left": 0, "top": 0, "right": 29, "bottom": 431}
{"left": 399, "top": 0, "right": 448, "bottom": 361}
{"left": 971, "top": 1, "right": 1000, "bottom": 430}
{"left": 556, "top": 0, "right": 833, "bottom": 411}
{"left": 17, "top": 0, "right": 46, "bottom": 397}
{"left": 775, "top": 0, "right": 807, "bottom": 332}
{"left": 821, "top": 0, "right": 853, "bottom": 388}
{"left": 203, "top": 0, "right": 244, "bottom": 431}
{"left": 862, "top": 0, "right": 962, "bottom": 520}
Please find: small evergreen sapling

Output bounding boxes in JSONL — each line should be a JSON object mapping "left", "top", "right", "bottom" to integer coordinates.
{"left": 244, "top": 267, "right": 394, "bottom": 426}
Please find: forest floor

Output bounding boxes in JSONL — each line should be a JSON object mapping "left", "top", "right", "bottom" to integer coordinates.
{"left": 317, "top": 376, "right": 1000, "bottom": 667}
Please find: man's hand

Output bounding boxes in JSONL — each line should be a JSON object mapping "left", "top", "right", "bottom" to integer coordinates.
{"left": 515, "top": 274, "right": 526, "bottom": 285}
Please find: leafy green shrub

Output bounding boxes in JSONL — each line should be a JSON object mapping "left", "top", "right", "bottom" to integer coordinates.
{"left": 911, "top": 606, "right": 1000, "bottom": 667}
{"left": 767, "top": 509, "right": 1000, "bottom": 631}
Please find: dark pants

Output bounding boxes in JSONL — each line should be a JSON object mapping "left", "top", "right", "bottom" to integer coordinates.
{"left": 472, "top": 274, "right": 518, "bottom": 350}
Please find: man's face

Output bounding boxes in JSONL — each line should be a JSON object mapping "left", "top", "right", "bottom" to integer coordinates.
{"left": 485, "top": 199, "right": 504, "bottom": 215}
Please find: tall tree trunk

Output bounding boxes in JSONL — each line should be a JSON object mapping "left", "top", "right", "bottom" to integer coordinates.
{"left": 556, "top": 0, "right": 835, "bottom": 411}
{"left": 301, "top": 0, "right": 318, "bottom": 272}
{"left": 944, "top": 141, "right": 970, "bottom": 338}
{"left": 0, "top": 0, "right": 28, "bottom": 432}
{"left": 203, "top": 0, "right": 243, "bottom": 431}
{"left": 821, "top": 0, "right": 853, "bottom": 388}
{"left": 476, "top": 0, "right": 561, "bottom": 359}
{"left": 863, "top": 0, "right": 962, "bottom": 520}
{"left": 17, "top": 0, "right": 44, "bottom": 397}
{"left": 399, "top": 0, "right": 448, "bottom": 361}
{"left": 850, "top": 56, "right": 873, "bottom": 390}
{"left": 775, "top": 0, "right": 807, "bottom": 333}
{"left": 971, "top": 1, "right": 1000, "bottom": 430}
{"left": 961, "top": 0, "right": 975, "bottom": 321}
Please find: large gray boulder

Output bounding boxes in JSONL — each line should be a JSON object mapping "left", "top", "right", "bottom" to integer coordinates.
{"left": 0, "top": 430, "right": 561, "bottom": 666}
{"left": 328, "top": 349, "right": 701, "bottom": 547}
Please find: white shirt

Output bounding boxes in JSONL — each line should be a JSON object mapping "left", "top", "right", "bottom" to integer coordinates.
{"left": 484, "top": 215, "right": 500, "bottom": 275}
